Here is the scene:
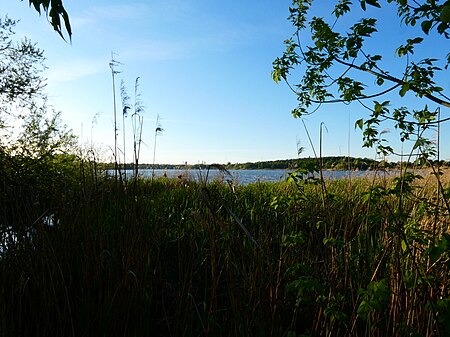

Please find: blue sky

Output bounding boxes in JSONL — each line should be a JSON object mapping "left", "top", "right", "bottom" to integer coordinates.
{"left": 3, "top": 0, "right": 450, "bottom": 164}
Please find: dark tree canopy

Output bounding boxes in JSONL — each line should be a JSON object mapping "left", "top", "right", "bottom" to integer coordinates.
{"left": 25, "top": 0, "right": 71, "bottom": 40}
{"left": 273, "top": 0, "right": 450, "bottom": 157}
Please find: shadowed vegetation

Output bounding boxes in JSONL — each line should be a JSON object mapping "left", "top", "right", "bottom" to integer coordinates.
{"left": 2, "top": 153, "right": 450, "bottom": 336}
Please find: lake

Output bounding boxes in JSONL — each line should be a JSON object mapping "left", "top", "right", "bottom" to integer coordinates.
{"left": 117, "top": 168, "right": 396, "bottom": 185}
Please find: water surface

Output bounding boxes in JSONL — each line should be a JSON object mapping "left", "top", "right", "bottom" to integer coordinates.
{"left": 122, "top": 168, "right": 396, "bottom": 185}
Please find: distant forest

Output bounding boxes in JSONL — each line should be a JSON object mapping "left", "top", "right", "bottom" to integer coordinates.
{"left": 223, "top": 157, "right": 450, "bottom": 170}
{"left": 105, "top": 156, "right": 450, "bottom": 171}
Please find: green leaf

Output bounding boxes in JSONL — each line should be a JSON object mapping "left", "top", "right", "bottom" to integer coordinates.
{"left": 366, "top": 0, "right": 381, "bottom": 8}
{"left": 399, "top": 83, "right": 409, "bottom": 97}
{"left": 410, "top": 37, "right": 423, "bottom": 44}
{"left": 401, "top": 240, "right": 407, "bottom": 252}
{"left": 357, "top": 279, "right": 390, "bottom": 320}
{"left": 28, "top": 0, "right": 72, "bottom": 40}
{"left": 428, "top": 234, "right": 450, "bottom": 262}
{"left": 421, "top": 20, "right": 433, "bottom": 34}
{"left": 371, "top": 55, "right": 382, "bottom": 61}
{"left": 441, "top": 4, "right": 450, "bottom": 23}
{"left": 355, "top": 118, "right": 364, "bottom": 130}
{"left": 429, "top": 245, "right": 446, "bottom": 262}
{"left": 271, "top": 70, "right": 281, "bottom": 83}
{"left": 360, "top": 0, "right": 366, "bottom": 11}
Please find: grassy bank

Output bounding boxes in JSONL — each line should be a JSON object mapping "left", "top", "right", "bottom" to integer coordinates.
{"left": 1, "top": 158, "right": 450, "bottom": 336}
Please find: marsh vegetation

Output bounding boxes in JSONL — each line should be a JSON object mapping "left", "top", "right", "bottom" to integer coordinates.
{"left": 2, "top": 154, "right": 450, "bottom": 336}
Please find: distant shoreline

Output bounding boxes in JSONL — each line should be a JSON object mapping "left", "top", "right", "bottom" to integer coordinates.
{"left": 100, "top": 156, "right": 449, "bottom": 172}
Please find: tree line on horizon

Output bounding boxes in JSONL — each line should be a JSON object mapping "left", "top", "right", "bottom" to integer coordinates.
{"left": 99, "top": 156, "right": 450, "bottom": 172}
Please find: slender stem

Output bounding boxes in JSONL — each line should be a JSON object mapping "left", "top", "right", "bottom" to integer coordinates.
{"left": 152, "top": 129, "right": 157, "bottom": 179}
{"left": 109, "top": 52, "right": 119, "bottom": 179}
{"left": 123, "top": 112, "right": 126, "bottom": 180}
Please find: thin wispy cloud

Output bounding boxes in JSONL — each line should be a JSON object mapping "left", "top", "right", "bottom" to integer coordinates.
{"left": 69, "top": 1, "right": 275, "bottom": 63}
{"left": 71, "top": 3, "right": 150, "bottom": 30}
{"left": 117, "top": 21, "right": 272, "bottom": 63}
{"left": 45, "top": 59, "right": 106, "bottom": 85}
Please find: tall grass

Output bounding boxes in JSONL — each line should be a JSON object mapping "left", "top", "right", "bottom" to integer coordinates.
{"left": 1, "top": 153, "right": 450, "bottom": 336}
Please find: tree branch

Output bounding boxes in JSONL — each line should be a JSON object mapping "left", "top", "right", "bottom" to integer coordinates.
{"left": 333, "top": 56, "right": 450, "bottom": 108}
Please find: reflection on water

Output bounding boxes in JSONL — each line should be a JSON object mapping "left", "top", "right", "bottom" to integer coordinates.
{"left": 116, "top": 169, "right": 398, "bottom": 185}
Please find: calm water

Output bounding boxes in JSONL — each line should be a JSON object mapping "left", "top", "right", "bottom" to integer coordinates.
{"left": 119, "top": 169, "right": 396, "bottom": 185}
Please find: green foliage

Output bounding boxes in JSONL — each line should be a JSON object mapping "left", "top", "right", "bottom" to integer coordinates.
{"left": 0, "top": 17, "right": 45, "bottom": 113}
{"left": 357, "top": 279, "right": 390, "bottom": 320}
{"left": 15, "top": 105, "right": 76, "bottom": 158}
{"left": 2, "top": 159, "right": 450, "bottom": 336}
{"left": 24, "top": 0, "right": 71, "bottom": 40}
{"left": 225, "top": 156, "right": 387, "bottom": 170}
{"left": 274, "top": 0, "right": 450, "bottom": 157}
{"left": 428, "top": 233, "right": 450, "bottom": 263}
{"left": 0, "top": 17, "right": 75, "bottom": 157}
{"left": 269, "top": 2, "right": 450, "bottom": 299}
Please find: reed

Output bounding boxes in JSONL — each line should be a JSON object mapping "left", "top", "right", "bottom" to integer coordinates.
{"left": 1, "top": 153, "right": 450, "bottom": 336}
